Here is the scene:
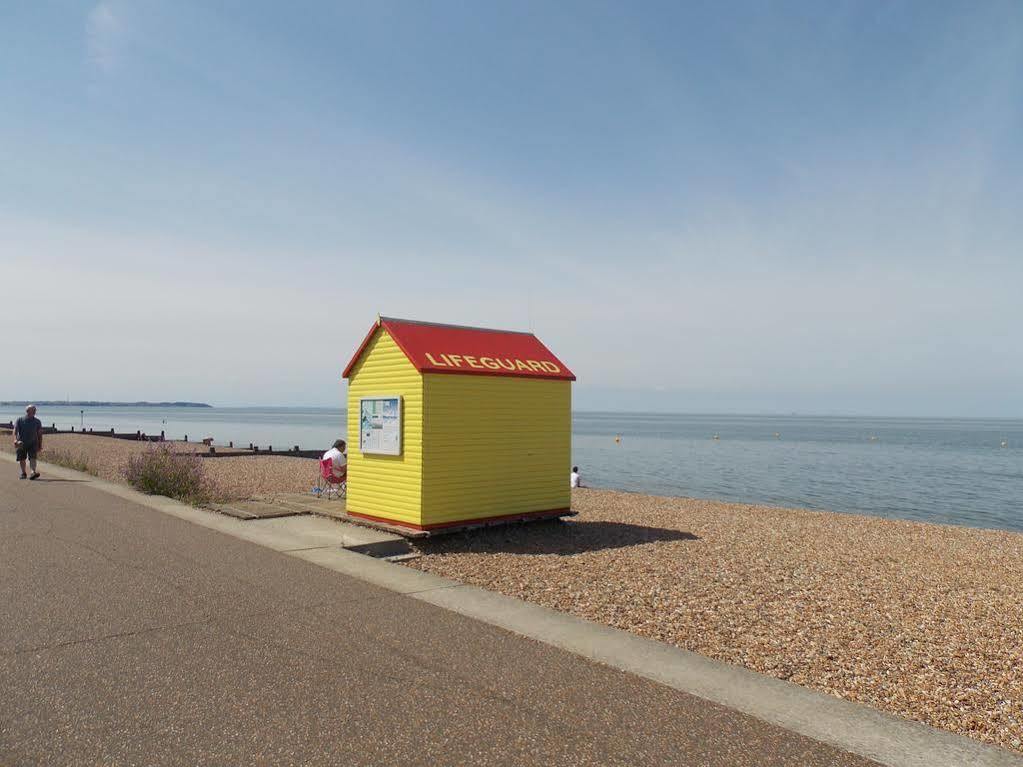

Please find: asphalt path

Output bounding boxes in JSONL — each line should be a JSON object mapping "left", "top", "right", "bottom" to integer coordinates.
{"left": 0, "top": 468, "right": 879, "bottom": 767}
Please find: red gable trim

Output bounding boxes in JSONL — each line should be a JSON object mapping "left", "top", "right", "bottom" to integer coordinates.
{"left": 341, "top": 319, "right": 383, "bottom": 380}
{"left": 342, "top": 317, "right": 575, "bottom": 381}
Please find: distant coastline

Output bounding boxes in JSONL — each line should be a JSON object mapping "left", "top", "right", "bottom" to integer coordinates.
{"left": 0, "top": 401, "right": 212, "bottom": 408}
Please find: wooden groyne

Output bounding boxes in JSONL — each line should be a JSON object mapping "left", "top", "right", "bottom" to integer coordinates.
{"left": 1, "top": 422, "right": 321, "bottom": 459}
{"left": 1, "top": 423, "right": 163, "bottom": 441}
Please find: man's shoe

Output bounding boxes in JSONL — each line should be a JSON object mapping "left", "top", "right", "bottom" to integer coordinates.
{"left": 19, "top": 473, "right": 27, "bottom": 479}
{"left": 29, "top": 472, "right": 40, "bottom": 480}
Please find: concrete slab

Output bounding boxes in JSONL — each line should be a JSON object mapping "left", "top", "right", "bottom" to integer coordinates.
{"left": 232, "top": 515, "right": 409, "bottom": 558}
{"left": 212, "top": 500, "right": 308, "bottom": 520}
{"left": 211, "top": 505, "right": 261, "bottom": 520}
{"left": 208, "top": 496, "right": 410, "bottom": 557}
{"left": 271, "top": 492, "right": 348, "bottom": 519}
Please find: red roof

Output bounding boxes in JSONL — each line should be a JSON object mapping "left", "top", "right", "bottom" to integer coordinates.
{"left": 343, "top": 317, "right": 575, "bottom": 381}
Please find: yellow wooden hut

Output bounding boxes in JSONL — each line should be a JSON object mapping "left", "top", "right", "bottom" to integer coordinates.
{"left": 341, "top": 317, "right": 575, "bottom": 532}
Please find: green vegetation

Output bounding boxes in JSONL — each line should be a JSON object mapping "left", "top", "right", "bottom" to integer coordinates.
{"left": 124, "top": 446, "right": 219, "bottom": 506}
{"left": 41, "top": 449, "right": 97, "bottom": 475}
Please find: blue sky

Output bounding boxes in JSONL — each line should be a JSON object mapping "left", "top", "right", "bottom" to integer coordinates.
{"left": 2, "top": 1, "right": 1021, "bottom": 415}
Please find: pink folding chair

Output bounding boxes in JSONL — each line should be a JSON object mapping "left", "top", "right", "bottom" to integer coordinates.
{"left": 318, "top": 457, "right": 346, "bottom": 500}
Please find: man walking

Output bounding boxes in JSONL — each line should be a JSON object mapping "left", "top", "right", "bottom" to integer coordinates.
{"left": 14, "top": 404, "right": 43, "bottom": 480}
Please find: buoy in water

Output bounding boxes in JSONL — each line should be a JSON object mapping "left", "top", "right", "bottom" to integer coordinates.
{"left": 1002, "top": 441, "right": 1009, "bottom": 448}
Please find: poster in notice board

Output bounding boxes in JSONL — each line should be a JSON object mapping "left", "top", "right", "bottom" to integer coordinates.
{"left": 359, "top": 396, "right": 402, "bottom": 455}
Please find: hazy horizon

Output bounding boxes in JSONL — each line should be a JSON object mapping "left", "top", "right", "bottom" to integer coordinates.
{"left": 3, "top": 2, "right": 1021, "bottom": 416}
{"left": 3, "top": 397, "right": 1021, "bottom": 421}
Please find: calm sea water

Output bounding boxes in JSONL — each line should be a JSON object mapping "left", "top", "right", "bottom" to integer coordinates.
{"left": 6, "top": 405, "right": 1021, "bottom": 532}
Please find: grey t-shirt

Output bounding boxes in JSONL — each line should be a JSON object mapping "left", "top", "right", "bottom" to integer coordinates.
{"left": 15, "top": 416, "right": 42, "bottom": 447}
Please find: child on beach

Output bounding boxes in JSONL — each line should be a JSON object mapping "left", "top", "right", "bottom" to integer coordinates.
{"left": 570, "top": 466, "right": 581, "bottom": 488}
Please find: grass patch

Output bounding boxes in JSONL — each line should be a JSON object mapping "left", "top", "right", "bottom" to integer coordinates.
{"left": 40, "top": 448, "right": 97, "bottom": 475}
{"left": 124, "top": 446, "right": 220, "bottom": 505}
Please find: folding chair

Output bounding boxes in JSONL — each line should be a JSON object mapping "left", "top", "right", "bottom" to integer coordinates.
{"left": 318, "top": 457, "right": 346, "bottom": 500}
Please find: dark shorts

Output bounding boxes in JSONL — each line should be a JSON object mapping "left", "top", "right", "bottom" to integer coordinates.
{"left": 15, "top": 444, "right": 38, "bottom": 462}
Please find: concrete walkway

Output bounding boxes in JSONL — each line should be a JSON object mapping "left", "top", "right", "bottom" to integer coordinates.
{"left": 0, "top": 461, "right": 1016, "bottom": 766}
{"left": 0, "top": 468, "right": 870, "bottom": 766}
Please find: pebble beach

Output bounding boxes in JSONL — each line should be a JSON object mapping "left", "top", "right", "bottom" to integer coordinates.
{"left": 5, "top": 431, "right": 1022, "bottom": 753}
{"left": 407, "top": 490, "right": 1023, "bottom": 753}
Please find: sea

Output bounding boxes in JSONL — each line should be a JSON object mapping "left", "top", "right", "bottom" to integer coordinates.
{"left": 5, "top": 405, "right": 1021, "bottom": 533}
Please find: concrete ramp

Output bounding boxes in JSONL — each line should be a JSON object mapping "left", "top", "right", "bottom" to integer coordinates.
{"left": 211, "top": 498, "right": 415, "bottom": 560}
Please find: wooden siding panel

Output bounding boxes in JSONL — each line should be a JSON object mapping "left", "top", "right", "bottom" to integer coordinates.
{"left": 421, "top": 374, "right": 571, "bottom": 525}
{"left": 346, "top": 328, "right": 423, "bottom": 526}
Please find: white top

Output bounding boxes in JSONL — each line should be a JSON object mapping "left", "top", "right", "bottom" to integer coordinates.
{"left": 323, "top": 447, "right": 347, "bottom": 475}
{"left": 570, "top": 471, "right": 580, "bottom": 488}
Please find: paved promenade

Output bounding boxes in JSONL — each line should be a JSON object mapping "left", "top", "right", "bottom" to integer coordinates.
{"left": 0, "top": 467, "right": 885, "bottom": 766}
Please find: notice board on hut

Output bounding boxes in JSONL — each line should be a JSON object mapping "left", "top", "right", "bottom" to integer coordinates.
{"left": 359, "top": 396, "right": 402, "bottom": 455}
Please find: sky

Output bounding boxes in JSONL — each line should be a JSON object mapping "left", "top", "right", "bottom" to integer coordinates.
{"left": 1, "top": 1, "right": 1021, "bottom": 415}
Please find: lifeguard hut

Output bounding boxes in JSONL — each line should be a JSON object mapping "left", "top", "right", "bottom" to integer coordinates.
{"left": 341, "top": 317, "right": 575, "bottom": 533}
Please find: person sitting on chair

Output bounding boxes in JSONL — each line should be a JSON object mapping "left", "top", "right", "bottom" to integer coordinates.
{"left": 323, "top": 439, "right": 347, "bottom": 481}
